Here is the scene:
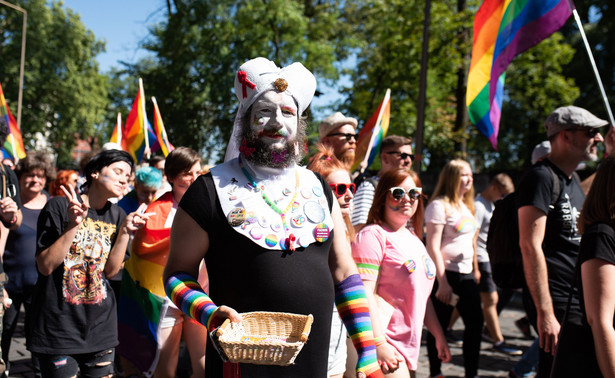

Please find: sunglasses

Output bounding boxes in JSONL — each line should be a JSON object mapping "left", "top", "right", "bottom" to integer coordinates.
{"left": 327, "top": 132, "right": 359, "bottom": 142}
{"left": 389, "top": 187, "right": 422, "bottom": 201}
{"left": 385, "top": 151, "right": 415, "bottom": 161}
{"left": 570, "top": 127, "right": 601, "bottom": 138}
{"left": 329, "top": 183, "right": 356, "bottom": 197}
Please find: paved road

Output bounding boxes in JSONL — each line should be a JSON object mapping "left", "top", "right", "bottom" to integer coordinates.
{"left": 5, "top": 293, "right": 536, "bottom": 377}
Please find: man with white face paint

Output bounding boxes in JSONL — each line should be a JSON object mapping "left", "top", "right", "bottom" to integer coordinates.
{"left": 163, "top": 58, "right": 384, "bottom": 378}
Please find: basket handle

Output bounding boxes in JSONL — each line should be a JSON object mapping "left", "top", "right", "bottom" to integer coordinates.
{"left": 300, "top": 314, "right": 314, "bottom": 342}
{"left": 215, "top": 319, "right": 231, "bottom": 338}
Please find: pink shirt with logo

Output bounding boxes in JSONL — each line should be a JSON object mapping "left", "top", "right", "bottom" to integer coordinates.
{"left": 352, "top": 224, "right": 436, "bottom": 370}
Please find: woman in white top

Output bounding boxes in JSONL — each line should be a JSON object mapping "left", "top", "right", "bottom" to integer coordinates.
{"left": 424, "top": 159, "right": 482, "bottom": 378}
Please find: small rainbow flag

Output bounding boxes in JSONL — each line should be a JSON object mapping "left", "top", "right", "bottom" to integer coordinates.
{"left": 466, "top": 0, "right": 572, "bottom": 149}
{"left": 110, "top": 112, "right": 123, "bottom": 146}
{"left": 151, "top": 97, "right": 174, "bottom": 157}
{"left": 124, "top": 79, "right": 158, "bottom": 163}
{"left": 0, "top": 81, "right": 26, "bottom": 160}
{"left": 352, "top": 88, "right": 391, "bottom": 174}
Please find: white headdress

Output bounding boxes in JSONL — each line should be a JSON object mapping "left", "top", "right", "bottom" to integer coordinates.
{"left": 224, "top": 57, "right": 316, "bottom": 161}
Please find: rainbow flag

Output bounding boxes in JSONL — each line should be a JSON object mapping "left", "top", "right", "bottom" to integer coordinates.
{"left": 110, "top": 112, "right": 123, "bottom": 146}
{"left": 151, "top": 97, "right": 174, "bottom": 157}
{"left": 352, "top": 88, "right": 391, "bottom": 174}
{"left": 466, "top": 0, "right": 572, "bottom": 149}
{"left": 0, "top": 81, "right": 26, "bottom": 160}
{"left": 124, "top": 79, "right": 159, "bottom": 163}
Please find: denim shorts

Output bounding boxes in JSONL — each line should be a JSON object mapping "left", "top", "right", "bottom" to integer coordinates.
{"left": 35, "top": 349, "right": 114, "bottom": 378}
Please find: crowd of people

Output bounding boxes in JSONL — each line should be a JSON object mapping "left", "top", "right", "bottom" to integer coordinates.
{"left": 0, "top": 56, "right": 612, "bottom": 378}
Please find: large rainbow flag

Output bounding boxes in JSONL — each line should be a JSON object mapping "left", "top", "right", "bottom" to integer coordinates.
{"left": 124, "top": 79, "right": 159, "bottom": 163}
{"left": 466, "top": 0, "right": 573, "bottom": 149}
{"left": 151, "top": 97, "right": 174, "bottom": 157}
{"left": 0, "top": 81, "right": 26, "bottom": 160}
{"left": 352, "top": 89, "right": 391, "bottom": 174}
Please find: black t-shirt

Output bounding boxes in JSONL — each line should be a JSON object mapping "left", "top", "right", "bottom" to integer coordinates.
{"left": 516, "top": 159, "right": 585, "bottom": 304}
{"left": 179, "top": 172, "right": 335, "bottom": 378}
{"left": 578, "top": 222, "right": 615, "bottom": 325}
{"left": 28, "top": 196, "right": 126, "bottom": 354}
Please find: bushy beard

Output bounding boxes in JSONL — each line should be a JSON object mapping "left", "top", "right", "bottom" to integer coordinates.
{"left": 237, "top": 117, "right": 306, "bottom": 169}
{"left": 339, "top": 148, "right": 355, "bottom": 168}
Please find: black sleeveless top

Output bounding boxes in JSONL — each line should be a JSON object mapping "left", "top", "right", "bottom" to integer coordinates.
{"left": 179, "top": 172, "right": 335, "bottom": 378}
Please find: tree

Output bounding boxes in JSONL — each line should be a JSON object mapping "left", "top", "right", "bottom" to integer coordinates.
{"left": 106, "top": 0, "right": 360, "bottom": 164}
{"left": 0, "top": 0, "right": 109, "bottom": 167}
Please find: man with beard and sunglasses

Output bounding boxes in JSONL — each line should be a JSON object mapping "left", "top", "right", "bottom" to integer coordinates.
{"left": 351, "top": 135, "right": 413, "bottom": 233}
{"left": 318, "top": 112, "right": 359, "bottom": 169}
{"left": 516, "top": 105, "right": 609, "bottom": 377}
{"left": 163, "top": 57, "right": 383, "bottom": 378}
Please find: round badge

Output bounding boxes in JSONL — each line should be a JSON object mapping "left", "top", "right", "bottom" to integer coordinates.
{"left": 282, "top": 188, "right": 292, "bottom": 196}
{"left": 300, "top": 187, "right": 312, "bottom": 199}
{"left": 246, "top": 211, "right": 258, "bottom": 224}
{"left": 299, "top": 234, "right": 312, "bottom": 248}
{"left": 313, "top": 223, "right": 330, "bottom": 242}
{"left": 258, "top": 215, "right": 270, "bottom": 228}
{"left": 404, "top": 259, "right": 416, "bottom": 274}
{"left": 227, "top": 207, "right": 246, "bottom": 227}
{"left": 265, "top": 234, "right": 278, "bottom": 247}
{"left": 271, "top": 222, "right": 282, "bottom": 233}
{"left": 249, "top": 227, "right": 263, "bottom": 240}
{"left": 304, "top": 201, "right": 325, "bottom": 223}
{"left": 312, "top": 186, "right": 323, "bottom": 197}
{"left": 291, "top": 214, "right": 306, "bottom": 228}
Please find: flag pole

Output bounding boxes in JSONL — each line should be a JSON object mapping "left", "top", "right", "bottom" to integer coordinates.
{"left": 359, "top": 88, "right": 391, "bottom": 174}
{"left": 138, "top": 78, "right": 150, "bottom": 160}
{"left": 567, "top": 1, "right": 614, "bottom": 127}
{"left": 116, "top": 112, "right": 122, "bottom": 147}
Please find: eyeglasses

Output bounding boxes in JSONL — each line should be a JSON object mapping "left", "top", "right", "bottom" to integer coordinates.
{"left": 570, "top": 127, "right": 601, "bottom": 138}
{"left": 389, "top": 187, "right": 422, "bottom": 201}
{"left": 385, "top": 151, "right": 415, "bottom": 161}
{"left": 329, "top": 183, "right": 356, "bottom": 197}
{"left": 326, "top": 132, "right": 359, "bottom": 142}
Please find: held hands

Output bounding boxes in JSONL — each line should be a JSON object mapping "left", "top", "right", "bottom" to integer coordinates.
{"left": 376, "top": 342, "right": 404, "bottom": 374}
{"left": 122, "top": 203, "right": 155, "bottom": 233}
{"left": 60, "top": 185, "right": 88, "bottom": 227}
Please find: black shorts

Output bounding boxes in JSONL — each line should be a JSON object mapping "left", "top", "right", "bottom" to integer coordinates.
{"left": 478, "top": 261, "right": 497, "bottom": 293}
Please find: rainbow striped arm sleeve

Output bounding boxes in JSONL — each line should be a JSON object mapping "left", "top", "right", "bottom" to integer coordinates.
{"left": 164, "top": 271, "right": 218, "bottom": 329}
{"left": 335, "top": 274, "right": 383, "bottom": 378}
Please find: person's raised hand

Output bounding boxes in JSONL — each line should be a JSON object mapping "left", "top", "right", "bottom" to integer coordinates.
{"left": 123, "top": 202, "right": 155, "bottom": 233}
{"left": 60, "top": 185, "right": 88, "bottom": 227}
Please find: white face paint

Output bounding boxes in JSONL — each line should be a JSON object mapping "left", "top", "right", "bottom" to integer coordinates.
{"left": 250, "top": 90, "right": 298, "bottom": 148}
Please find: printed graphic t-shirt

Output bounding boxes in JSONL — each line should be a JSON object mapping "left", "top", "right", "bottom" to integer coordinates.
{"left": 28, "top": 196, "right": 125, "bottom": 354}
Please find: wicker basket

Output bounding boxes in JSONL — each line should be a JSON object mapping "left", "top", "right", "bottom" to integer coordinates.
{"left": 215, "top": 311, "right": 314, "bottom": 366}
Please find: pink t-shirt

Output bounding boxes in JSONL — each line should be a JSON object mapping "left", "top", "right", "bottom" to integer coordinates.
{"left": 424, "top": 199, "right": 478, "bottom": 274}
{"left": 352, "top": 224, "right": 436, "bottom": 370}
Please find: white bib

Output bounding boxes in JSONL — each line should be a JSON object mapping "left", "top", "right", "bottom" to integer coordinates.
{"left": 210, "top": 158, "right": 334, "bottom": 251}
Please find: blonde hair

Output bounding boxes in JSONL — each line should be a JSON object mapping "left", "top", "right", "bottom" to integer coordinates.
{"left": 430, "top": 159, "right": 475, "bottom": 214}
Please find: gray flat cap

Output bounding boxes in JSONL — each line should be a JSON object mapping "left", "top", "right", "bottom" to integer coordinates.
{"left": 545, "top": 105, "right": 608, "bottom": 138}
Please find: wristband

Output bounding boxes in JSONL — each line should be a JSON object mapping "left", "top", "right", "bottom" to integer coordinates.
{"left": 374, "top": 336, "right": 386, "bottom": 346}
{"left": 1, "top": 215, "right": 17, "bottom": 228}
{"left": 164, "top": 271, "right": 218, "bottom": 329}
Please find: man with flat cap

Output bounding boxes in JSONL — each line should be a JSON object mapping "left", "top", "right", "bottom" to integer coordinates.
{"left": 517, "top": 105, "right": 609, "bottom": 377}
{"left": 319, "top": 112, "right": 358, "bottom": 169}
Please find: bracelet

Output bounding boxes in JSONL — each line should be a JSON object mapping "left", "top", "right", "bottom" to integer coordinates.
{"left": 374, "top": 336, "right": 386, "bottom": 346}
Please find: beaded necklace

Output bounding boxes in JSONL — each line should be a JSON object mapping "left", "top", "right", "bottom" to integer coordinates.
{"left": 238, "top": 154, "right": 300, "bottom": 251}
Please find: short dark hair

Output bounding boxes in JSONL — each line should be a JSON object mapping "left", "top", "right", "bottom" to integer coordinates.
{"left": 15, "top": 151, "right": 56, "bottom": 182}
{"left": 81, "top": 149, "right": 134, "bottom": 192}
{"left": 380, "top": 135, "right": 412, "bottom": 154}
{"left": 165, "top": 147, "right": 201, "bottom": 182}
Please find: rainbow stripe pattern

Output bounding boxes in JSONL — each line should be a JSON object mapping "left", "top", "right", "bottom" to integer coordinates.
{"left": 0, "top": 81, "right": 26, "bottom": 160}
{"left": 466, "top": 0, "right": 572, "bottom": 149}
{"left": 123, "top": 78, "right": 159, "bottom": 163}
{"left": 352, "top": 89, "right": 391, "bottom": 174}
{"left": 165, "top": 271, "right": 218, "bottom": 330}
{"left": 151, "top": 97, "right": 174, "bottom": 157}
{"left": 335, "top": 274, "right": 383, "bottom": 377}
{"left": 354, "top": 259, "right": 380, "bottom": 280}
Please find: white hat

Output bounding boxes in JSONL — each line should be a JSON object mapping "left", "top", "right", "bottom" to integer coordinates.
{"left": 318, "top": 112, "right": 358, "bottom": 138}
{"left": 224, "top": 57, "right": 317, "bottom": 161}
{"left": 531, "top": 141, "right": 551, "bottom": 165}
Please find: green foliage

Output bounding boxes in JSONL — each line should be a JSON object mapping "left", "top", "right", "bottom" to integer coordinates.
{"left": 0, "top": 0, "right": 109, "bottom": 166}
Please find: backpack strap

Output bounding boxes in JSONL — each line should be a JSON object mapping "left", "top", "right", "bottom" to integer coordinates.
{"left": 546, "top": 165, "right": 561, "bottom": 210}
